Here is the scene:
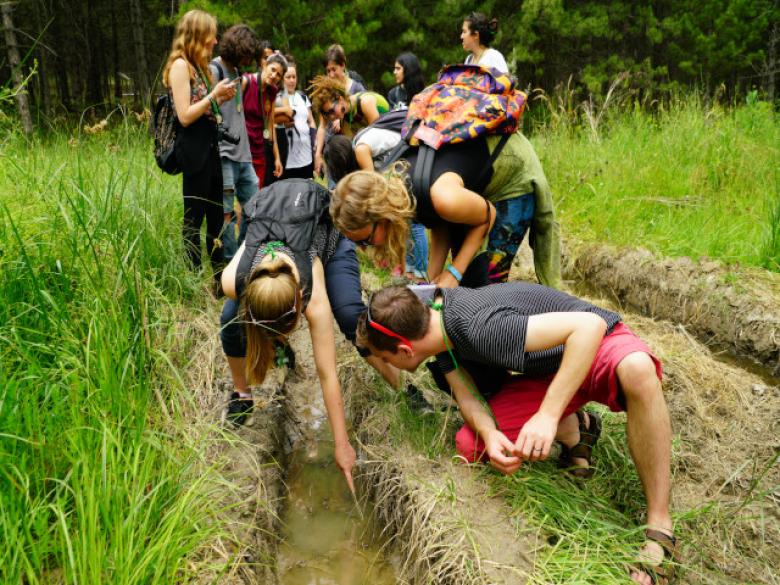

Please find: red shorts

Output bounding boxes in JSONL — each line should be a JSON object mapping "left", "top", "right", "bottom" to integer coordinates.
{"left": 455, "top": 323, "right": 662, "bottom": 462}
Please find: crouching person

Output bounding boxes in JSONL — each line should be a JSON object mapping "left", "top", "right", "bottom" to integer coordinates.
{"left": 357, "top": 283, "right": 680, "bottom": 585}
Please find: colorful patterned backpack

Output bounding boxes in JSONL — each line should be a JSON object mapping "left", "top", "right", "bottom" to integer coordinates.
{"left": 401, "top": 64, "right": 527, "bottom": 149}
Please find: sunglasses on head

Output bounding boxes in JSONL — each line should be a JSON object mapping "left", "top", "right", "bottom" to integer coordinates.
{"left": 247, "top": 296, "right": 299, "bottom": 330}
{"left": 365, "top": 292, "right": 412, "bottom": 348}
{"left": 355, "top": 221, "right": 378, "bottom": 247}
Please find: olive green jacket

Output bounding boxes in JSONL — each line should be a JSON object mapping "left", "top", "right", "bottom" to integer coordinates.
{"left": 484, "top": 133, "right": 562, "bottom": 289}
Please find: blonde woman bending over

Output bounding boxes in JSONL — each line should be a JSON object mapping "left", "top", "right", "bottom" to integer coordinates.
{"left": 220, "top": 178, "right": 398, "bottom": 490}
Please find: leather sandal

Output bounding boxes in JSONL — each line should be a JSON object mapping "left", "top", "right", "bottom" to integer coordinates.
{"left": 558, "top": 409, "right": 601, "bottom": 478}
{"left": 631, "top": 528, "right": 681, "bottom": 584}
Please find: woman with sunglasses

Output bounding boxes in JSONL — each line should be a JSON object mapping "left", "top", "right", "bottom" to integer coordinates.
{"left": 309, "top": 75, "right": 390, "bottom": 179}
{"left": 328, "top": 132, "right": 562, "bottom": 290}
{"left": 220, "top": 178, "right": 398, "bottom": 491}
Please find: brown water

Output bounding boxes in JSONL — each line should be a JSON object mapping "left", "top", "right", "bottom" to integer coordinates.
{"left": 277, "top": 439, "right": 399, "bottom": 585}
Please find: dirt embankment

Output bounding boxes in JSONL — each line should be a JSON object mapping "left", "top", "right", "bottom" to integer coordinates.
{"left": 560, "top": 241, "right": 780, "bottom": 376}
{"left": 179, "top": 305, "right": 287, "bottom": 585}
{"left": 343, "top": 361, "right": 536, "bottom": 585}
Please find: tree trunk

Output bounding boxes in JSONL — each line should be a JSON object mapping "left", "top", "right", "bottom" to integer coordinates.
{"left": 128, "top": 0, "right": 150, "bottom": 107}
{"left": 766, "top": 16, "right": 777, "bottom": 103}
{"left": 84, "top": 0, "right": 103, "bottom": 106}
{"left": 110, "top": 0, "right": 121, "bottom": 102}
{"left": 51, "top": 2, "right": 72, "bottom": 111}
{"left": 1, "top": 1, "right": 34, "bottom": 133}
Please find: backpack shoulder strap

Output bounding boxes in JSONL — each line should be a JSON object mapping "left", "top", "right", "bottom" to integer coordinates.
{"left": 475, "top": 133, "right": 511, "bottom": 188}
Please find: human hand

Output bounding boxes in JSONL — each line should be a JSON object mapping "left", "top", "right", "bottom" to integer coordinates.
{"left": 484, "top": 429, "right": 521, "bottom": 475}
{"left": 334, "top": 440, "right": 357, "bottom": 494}
{"left": 274, "top": 157, "right": 283, "bottom": 177}
{"left": 314, "top": 154, "right": 323, "bottom": 177}
{"left": 432, "top": 270, "right": 459, "bottom": 289}
{"left": 514, "top": 411, "right": 558, "bottom": 462}
{"left": 332, "top": 118, "right": 341, "bottom": 134}
{"left": 213, "top": 78, "right": 237, "bottom": 104}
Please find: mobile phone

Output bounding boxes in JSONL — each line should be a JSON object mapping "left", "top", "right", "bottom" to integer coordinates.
{"left": 407, "top": 283, "right": 436, "bottom": 304}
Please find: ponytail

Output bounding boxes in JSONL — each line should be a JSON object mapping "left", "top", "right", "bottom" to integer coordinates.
{"left": 240, "top": 257, "right": 301, "bottom": 385}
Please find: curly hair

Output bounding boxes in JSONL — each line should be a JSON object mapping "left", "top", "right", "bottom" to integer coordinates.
{"left": 162, "top": 10, "right": 217, "bottom": 87}
{"left": 331, "top": 168, "right": 415, "bottom": 269}
{"left": 464, "top": 12, "right": 499, "bottom": 47}
{"left": 218, "top": 24, "right": 258, "bottom": 66}
{"left": 308, "top": 74, "right": 348, "bottom": 120}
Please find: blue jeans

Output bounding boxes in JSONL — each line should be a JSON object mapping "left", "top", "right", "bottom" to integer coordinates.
{"left": 486, "top": 192, "right": 535, "bottom": 283}
{"left": 221, "top": 235, "right": 366, "bottom": 357}
{"left": 405, "top": 222, "right": 429, "bottom": 279}
{"left": 220, "top": 159, "right": 259, "bottom": 263}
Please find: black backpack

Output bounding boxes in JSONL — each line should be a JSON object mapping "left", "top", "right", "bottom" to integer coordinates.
{"left": 236, "top": 179, "right": 331, "bottom": 301}
{"left": 150, "top": 93, "right": 181, "bottom": 175}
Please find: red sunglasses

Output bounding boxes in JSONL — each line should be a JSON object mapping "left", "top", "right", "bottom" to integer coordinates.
{"left": 366, "top": 292, "right": 412, "bottom": 348}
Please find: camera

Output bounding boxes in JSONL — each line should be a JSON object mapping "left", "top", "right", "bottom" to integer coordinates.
{"left": 218, "top": 124, "right": 240, "bottom": 145}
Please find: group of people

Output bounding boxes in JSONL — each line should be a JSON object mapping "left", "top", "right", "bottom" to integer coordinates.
{"left": 162, "top": 9, "right": 679, "bottom": 585}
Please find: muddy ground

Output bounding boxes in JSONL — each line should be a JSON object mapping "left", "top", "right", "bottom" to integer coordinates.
{"left": 183, "top": 238, "right": 778, "bottom": 584}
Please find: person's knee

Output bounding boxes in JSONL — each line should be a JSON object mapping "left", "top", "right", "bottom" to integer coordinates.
{"left": 618, "top": 352, "right": 661, "bottom": 402}
{"left": 455, "top": 426, "right": 480, "bottom": 463}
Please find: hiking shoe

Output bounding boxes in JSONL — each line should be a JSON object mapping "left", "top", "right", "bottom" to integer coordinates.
{"left": 226, "top": 392, "right": 254, "bottom": 427}
{"left": 405, "top": 384, "right": 434, "bottom": 415}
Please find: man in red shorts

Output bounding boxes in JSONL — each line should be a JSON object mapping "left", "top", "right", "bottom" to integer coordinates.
{"left": 356, "top": 283, "right": 679, "bottom": 585}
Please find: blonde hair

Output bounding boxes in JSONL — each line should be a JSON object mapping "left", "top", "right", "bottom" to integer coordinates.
{"left": 162, "top": 10, "right": 217, "bottom": 87}
{"left": 240, "top": 258, "right": 302, "bottom": 385}
{"left": 308, "top": 74, "right": 348, "bottom": 123}
{"left": 331, "top": 169, "right": 415, "bottom": 269}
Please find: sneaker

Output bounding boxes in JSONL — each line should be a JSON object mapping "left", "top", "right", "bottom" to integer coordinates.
{"left": 405, "top": 384, "right": 434, "bottom": 415}
{"left": 226, "top": 391, "right": 254, "bottom": 426}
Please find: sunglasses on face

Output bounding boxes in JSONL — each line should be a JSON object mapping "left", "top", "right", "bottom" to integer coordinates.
{"left": 323, "top": 101, "right": 342, "bottom": 118}
{"left": 355, "top": 222, "right": 378, "bottom": 247}
{"left": 366, "top": 292, "right": 413, "bottom": 348}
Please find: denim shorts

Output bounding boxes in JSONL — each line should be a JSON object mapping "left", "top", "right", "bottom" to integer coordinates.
{"left": 221, "top": 159, "right": 258, "bottom": 213}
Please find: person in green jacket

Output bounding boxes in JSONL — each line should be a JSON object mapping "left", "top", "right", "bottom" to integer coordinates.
{"left": 327, "top": 132, "right": 562, "bottom": 289}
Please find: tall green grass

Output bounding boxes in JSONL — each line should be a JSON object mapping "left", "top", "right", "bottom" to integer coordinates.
{"left": 532, "top": 94, "right": 780, "bottom": 272}
{"left": 0, "top": 123, "right": 223, "bottom": 583}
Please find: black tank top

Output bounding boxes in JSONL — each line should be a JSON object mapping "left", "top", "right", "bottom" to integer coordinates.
{"left": 402, "top": 137, "right": 493, "bottom": 228}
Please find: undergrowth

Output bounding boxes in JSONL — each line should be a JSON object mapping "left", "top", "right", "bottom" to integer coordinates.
{"left": 0, "top": 124, "right": 234, "bottom": 583}
{"left": 532, "top": 92, "right": 780, "bottom": 272}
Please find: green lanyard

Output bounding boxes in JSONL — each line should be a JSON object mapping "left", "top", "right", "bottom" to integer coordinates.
{"left": 432, "top": 300, "right": 497, "bottom": 424}
{"left": 226, "top": 64, "right": 243, "bottom": 112}
{"left": 197, "top": 67, "right": 223, "bottom": 123}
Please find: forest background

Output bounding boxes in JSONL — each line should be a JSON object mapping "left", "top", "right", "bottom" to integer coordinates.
{"left": 0, "top": 0, "right": 778, "bottom": 130}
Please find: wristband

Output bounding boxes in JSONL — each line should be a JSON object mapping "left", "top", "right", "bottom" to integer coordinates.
{"left": 445, "top": 263, "right": 463, "bottom": 283}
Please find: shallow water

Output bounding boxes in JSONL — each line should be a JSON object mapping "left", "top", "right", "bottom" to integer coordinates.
{"left": 277, "top": 439, "right": 399, "bottom": 585}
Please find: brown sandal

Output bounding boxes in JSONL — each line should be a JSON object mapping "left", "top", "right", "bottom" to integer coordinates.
{"left": 631, "top": 529, "right": 681, "bottom": 584}
{"left": 558, "top": 410, "right": 601, "bottom": 478}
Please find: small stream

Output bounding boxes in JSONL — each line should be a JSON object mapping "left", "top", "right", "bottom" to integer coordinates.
{"left": 277, "top": 436, "right": 399, "bottom": 585}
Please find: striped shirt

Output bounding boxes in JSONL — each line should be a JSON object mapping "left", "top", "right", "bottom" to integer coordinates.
{"left": 436, "top": 282, "right": 621, "bottom": 376}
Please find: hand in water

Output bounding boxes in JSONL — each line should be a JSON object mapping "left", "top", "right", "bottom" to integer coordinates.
{"left": 334, "top": 440, "right": 356, "bottom": 494}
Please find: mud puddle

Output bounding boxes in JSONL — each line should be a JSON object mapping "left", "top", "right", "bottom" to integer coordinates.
{"left": 277, "top": 437, "right": 399, "bottom": 585}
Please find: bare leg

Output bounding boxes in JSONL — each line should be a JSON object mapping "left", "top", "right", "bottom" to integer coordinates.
{"left": 618, "top": 352, "right": 673, "bottom": 584}
{"left": 227, "top": 356, "right": 250, "bottom": 393}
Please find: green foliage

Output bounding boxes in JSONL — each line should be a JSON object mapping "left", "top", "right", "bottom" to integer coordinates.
{"left": 0, "top": 124, "right": 227, "bottom": 583}
{"left": 535, "top": 92, "right": 780, "bottom": 271}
